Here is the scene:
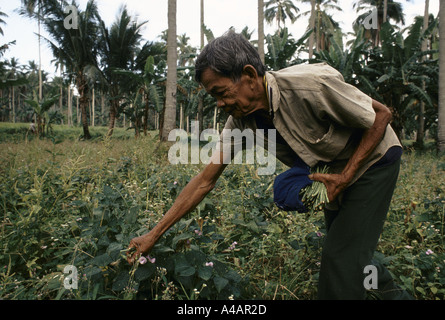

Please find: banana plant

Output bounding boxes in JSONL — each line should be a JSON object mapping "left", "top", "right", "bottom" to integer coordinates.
{"left": 113, "top": 55, "right": 163, "bottom": 136}
{"left": 369, "top": 19, "right": 439, "bottom": 139}
{"left": 24, "top": 90, "right": 60, "bottom": 137}
{"left": 265, "top": 27, "right": 312, "bottom": 70}
{"left": 314, "top": 26, "right": 375, "bottom": 93}
{"left": 316, "top": 17, "right": 439, "bottom": 142}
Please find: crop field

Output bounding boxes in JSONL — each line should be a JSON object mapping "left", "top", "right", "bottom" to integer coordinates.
{"left": 0, "top": 123, "right": 444, "bottom": 300}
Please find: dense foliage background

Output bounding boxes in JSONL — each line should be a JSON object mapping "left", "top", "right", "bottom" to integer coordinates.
{"left": 0, "top": 125, "right": 444, "bottom": 300}
{"left": 0, "top": 0, "right": 444, "bottom": 300}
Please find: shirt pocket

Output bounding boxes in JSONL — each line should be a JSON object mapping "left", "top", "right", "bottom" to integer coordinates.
{"left": 307, "top": 124, "right": 351, "bottom": 162}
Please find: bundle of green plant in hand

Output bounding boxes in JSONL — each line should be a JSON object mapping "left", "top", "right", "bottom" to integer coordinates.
{"left": 300, "top": 166, "right": 329, "bottom": 212}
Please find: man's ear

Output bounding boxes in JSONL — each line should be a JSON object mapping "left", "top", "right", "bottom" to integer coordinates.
{"left": 242, "top": 65, "right": 258, "bottom": 80}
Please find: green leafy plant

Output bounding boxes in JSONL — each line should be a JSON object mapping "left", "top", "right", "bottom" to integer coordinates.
{"left": 24, "top": 90, "right": 60, "bottom": 137}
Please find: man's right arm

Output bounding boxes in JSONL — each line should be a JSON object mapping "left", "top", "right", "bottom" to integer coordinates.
{"left": 126, "top": 151, "right": 229, "bottom": 264}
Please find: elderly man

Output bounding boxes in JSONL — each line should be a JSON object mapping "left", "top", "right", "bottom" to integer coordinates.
{"left": 127, "top": 31, "right": 412, "bottom": 300}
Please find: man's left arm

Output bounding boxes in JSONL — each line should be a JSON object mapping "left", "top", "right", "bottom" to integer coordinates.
{"left": 309, "top": 99, "right": 392, "bottom": 202}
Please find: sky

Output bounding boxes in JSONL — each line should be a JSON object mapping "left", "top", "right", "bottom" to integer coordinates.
{"left": 0, "top": 0, "right": 440, "bottom": 79}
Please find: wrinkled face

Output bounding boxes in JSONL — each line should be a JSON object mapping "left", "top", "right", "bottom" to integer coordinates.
{"left": 200, "top": 67, "right": 259, "bottom": 119}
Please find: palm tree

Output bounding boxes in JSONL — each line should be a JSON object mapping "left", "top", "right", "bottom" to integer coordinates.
{"left": 96, "top": 5, "right": 147, "bottom": 137}
{"left": 38, "top": 0, "right": 100, "bottom": 139}
{"left": 6, "top": 58, "right": 21, "bottom": 123}
{"left": 161, "top": 0, "right": 178, "bottom": 141}
{"left": 19, "top": 1, "right": 43, "bottom": 101}
{"left": 297, "top": 0, "right": 342, "bottom": 53}
{"left": 258, "top": 0, "right": 265, "bottom": 63}
{"left": 438, "top": 0, "right": 445, "bottom": 152}
{"left": 264, "top": 0, "right": 300, "bottom": 30}
{"left": 353, "top": 0, "right": 405, "bottom": 47}
{"left": 177, "top": 34, "right": 197, "bottom": 67}
{"left": 0, "top": 9, "right": 8, "bottom": 36}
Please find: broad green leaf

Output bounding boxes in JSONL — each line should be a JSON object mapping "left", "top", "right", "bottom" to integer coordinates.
{"left": 112, "top": 272, "right": 130, "bottom": 291}
{"left": 91, "top": 253, "right": 112, "bottom": 267}
{"left": 176, "top": 265, "right": 196, "bottom": 277}
{"left": 135, "top": 263, "right": 156, "bottom": 281}
{"left": 198, "top": 266, "right": 213, "bottom": 281}
{"left": 213, "top": 276, "right": 229, "bottom": 293}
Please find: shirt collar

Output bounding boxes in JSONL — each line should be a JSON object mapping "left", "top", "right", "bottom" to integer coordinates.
{"left": 264, "top": 72, "right": 280, "bottom": 117}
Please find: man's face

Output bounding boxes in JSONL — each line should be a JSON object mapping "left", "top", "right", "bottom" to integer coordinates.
{"left": 200, "top": 67, "right": 258, "bottom": 119}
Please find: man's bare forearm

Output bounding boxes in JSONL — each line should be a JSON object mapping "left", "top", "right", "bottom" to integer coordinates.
{"left": 148, "top": 172, "right": 216, "bottom": 243}
{"left": 340, "top": 99, "right": 392, "bottom": 183}
{"left": 127, "top": 154, "right": 228, "bottom": 263}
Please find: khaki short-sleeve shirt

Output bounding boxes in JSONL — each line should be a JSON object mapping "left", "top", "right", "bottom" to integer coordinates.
{"left": 219, "top": 63, "right": 401, "bottom": 185}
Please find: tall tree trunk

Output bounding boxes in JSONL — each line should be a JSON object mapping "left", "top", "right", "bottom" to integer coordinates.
{"left": 383, "top": 0, "right": 388, "bottom": 23}
{"left": 107, "top": 85, "right": 119, "bottom": 137}
{"left": 197, "top": 0, "right": 205, "bottom": 138}
{"left": 213, "top": 106, "right": 218, "bottom": 130}
{"left": 179, "top": 103, "right": 183, "bottom": 130}
{"left": 134, "top": 103, "right": 140, "bottom": 138}
{"left": 316, "top": 3, "right": 321, "bottom": 52}
{"left": 11, "top": 87, "right": 15, "bottom": 123}
{"left": 308, "top": 0, "right": 316, "bottom": 59}
{"left": 67, "top": 85, "right": 72, "bottom": 126}
{"left": 91, "top": 87, "right": 95, "bottom": 127}
{"left": 144, "top": 93, "right": 149, "bottom": 136}
{"left": 417, "top": 0, "right": 429, "bottom": 148}
{"left": 38, "top": 2, "right": 43, "bottom": 102}
{"left": 59, "top": 81, "right": 63, "bottom": 124}
{"left": 258, "top": 0, "right": 265, "bottom": 64}
{"left": 107, "top": 101, "right": 118, "bottom": 138}
{"left": 438, "top": 0, "right": 445, "bottom": 152}
{"left": 76, "top": 96, "right": 80, "bottom": 126}
{"left": 200, "top": 0, "right": 205, "bottom": 49}
{"left": 161, "top": 0, "right": 177, "bottom": 141}
{"left": 101, "top": 92, "right": 105, "bottom": 126}
{"left": 77, "top": 73, "right": 91, "bottom": 139}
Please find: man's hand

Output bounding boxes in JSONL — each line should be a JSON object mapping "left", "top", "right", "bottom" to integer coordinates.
{"left": 309, "top": 173, "right": 350, "bottom": 202}
{"left": 309, "top": 99, "right": 393, "bottom": 203}
{"left": 126, "top": 233, "right": 156, "bottom": 265}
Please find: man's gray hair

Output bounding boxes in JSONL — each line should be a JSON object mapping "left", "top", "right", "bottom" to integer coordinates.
{"left": 194, "top": 30, "right": 266, "bottom": 83}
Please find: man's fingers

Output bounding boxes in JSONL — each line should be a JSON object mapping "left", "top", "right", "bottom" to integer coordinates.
{"left": 308, "top": 173, "right": 317, "bottom": 181}
{"left": 126, "top": 244, "right": 139, "bottom": 264}
{"left": 309, "top": 172, "right": 326, "bottom": 182}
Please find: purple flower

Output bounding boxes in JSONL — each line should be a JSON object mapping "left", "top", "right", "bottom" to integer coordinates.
{"left": 138, "top": 256, "right": 147, "bottom": 264}
{"left": 426, "top": 249, "right": 434, "bottom": 255}
{"left": 139, "top": 255, "right": 156, "bottom": 265}
{"left": 205, "top": 262, "right": 214, "bottom": 267}
{"left": 229, "top": 241, "right": 238, "bottom": 250}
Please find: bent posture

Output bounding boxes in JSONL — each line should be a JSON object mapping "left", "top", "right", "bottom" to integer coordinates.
{"left": 127, "top": 31, "right": 412, "bottom": 300}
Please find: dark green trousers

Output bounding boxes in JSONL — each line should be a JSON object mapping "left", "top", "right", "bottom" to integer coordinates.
{"left": 317, "top": 159, "right": 413, "bottom": 300}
